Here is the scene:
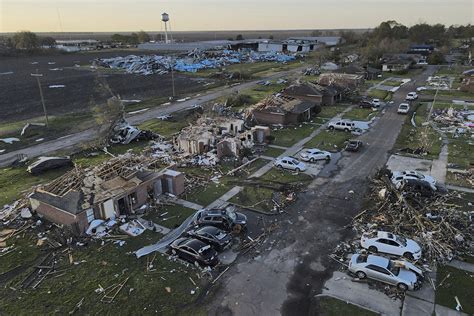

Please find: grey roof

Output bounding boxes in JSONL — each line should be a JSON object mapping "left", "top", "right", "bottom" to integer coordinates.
{"left": 291, "top": 101, "right": 317, "bottom": 114}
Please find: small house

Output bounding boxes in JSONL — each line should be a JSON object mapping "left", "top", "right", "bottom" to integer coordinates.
{"left": 250, "top": 94, "right": 320, "bottom": 125}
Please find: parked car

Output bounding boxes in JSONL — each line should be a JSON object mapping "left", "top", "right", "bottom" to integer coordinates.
{"left": 406, "top": 92, "right": 418, "bottom": 101}
{"left": 195, "top": 206, "right": 247, "bottom": 230}
{"left": 359, "top": 100, "right": 373, "bottom": 109}
{"left": 27, "top": 156, "right": 73, "bottom": 175}
{"left": 391, "top": 170, "right": 437, "bottom": 190}
{"left": 361, "top": 231, "right": 422, "bottom": 260}
{"left": 345, "top": 140, "right": 363, "bottom": 152}
{"left": 416, "top": 87, "right": 427, "bottom": 92}
{"left": 401, "top": 179, "right": 437, "bottom": 197}
{"left": 274, "top": 156, "right": 306, "bottom": 172}
{"left": 187, "top": 226, "right": 232, "bottom": 250}
{"left": 170, "top": 237, "right": 219, "bottom": 266}
{"left": 328, "top": 120, "right": 355, "bottom": 132}
{"left": 348, "top": 254, "right": 422, "bottom": 291}
{"left": 372, "top": 99, "right": 382, "bottom": 107}
{"left": 397, "top": 103, "right": 410, "bottom": 114}
{"left": 299, "top": 148, "right": 331, "bottom": 162}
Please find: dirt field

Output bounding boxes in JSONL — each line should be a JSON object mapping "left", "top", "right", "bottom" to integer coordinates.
{"left": 0, "top": 50, "right": 213, "bottom": 123}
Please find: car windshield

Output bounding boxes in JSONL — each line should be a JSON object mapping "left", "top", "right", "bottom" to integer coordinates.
{"left": 396, "top": 235, "right": 407, "bottom": 246}
{"left": 225, "top": 209, "right": 237, "bottom": 221}
{"left": 216, "top": 231, "right": 227, "bottom": 240}
{"left": 199, "top": 246, "right": 213, "bottom": 257}
{"left": 291, "top": 159, "right": 299, "bottom": 164}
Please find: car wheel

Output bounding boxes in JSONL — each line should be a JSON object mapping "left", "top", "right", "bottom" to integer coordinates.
{"left": 403, "top": 252, "right": 414, "bottom": 260}
{"left": 295, "top": 167, "right": 301, "bottom": 172}
{"left": 344, "top": 128, "right": 349, "bottom": 132}
{"left": 171, "top": 249, "right": 177, "bottom": 255}
{"left": 356, "top": 271, "right": 367, "bottom": 279}
{"left": 277, "top": 164, "right": 283, "bottom": 169}
{"left": 310, "top": 158, "right": 315, "bottom": 163}
{"left": 397, "top": 283, "right": 408, "bottom": 291}
{"left": 329, "top": 126, "right": 335, "bottom": 130}
{"left": 326, "top": 155, "right": 331, "bottom": 161}
{"left": 368, "top": 246, "right": 378, "bottom": 253}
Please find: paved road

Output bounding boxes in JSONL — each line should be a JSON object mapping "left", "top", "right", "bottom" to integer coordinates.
{"left": 208, "top": 66, "right": 437, "bottom": 316}
{"left": 0, "top": 67, "right": 304, "bottom": 167}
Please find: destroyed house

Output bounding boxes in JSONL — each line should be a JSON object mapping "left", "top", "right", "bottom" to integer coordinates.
{"left": 29, "top": 156, "right": 184, "bottom": 235}
{"left": 318, "top": 73, "right": 364, "bottom": 89}
{"left": 282, "top": 82, "right": 340, "bottom": 106}
{"left": 174, "top": 117, "right": 270, "bottom": 158}
{"left": 250, "top": 95, "right": 320, "bottom": 125}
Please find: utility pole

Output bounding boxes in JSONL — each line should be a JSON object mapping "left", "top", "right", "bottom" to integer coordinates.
{"left": 170, "top": 58, "right": 176, "bottom": 98}
{"left": 31, "top": 70, "right": 49, "bottom": 127}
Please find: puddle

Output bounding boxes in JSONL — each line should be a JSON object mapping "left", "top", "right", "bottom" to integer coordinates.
{"left": 318, "top": 152, "right": 342, "bottom": 178}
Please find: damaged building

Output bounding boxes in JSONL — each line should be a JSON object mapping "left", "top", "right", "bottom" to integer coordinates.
{"left": 282, "top": 81, "right": 342, "bottom": 106}
{"left": 174, "top": 117, "right": 270, "bottom": 158}
{"left": 29, "top": 155, "right": 184, "bottom": 235}
{"left": 248, "top": 94, "right": 321, "bottom": 125}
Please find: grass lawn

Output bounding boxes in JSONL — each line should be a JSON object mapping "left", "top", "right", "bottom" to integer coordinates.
{"left": 0, "top": 229, "right": 206, "bottom": 315}
{"left": 139, "top": 114, "right": 198, "bottom": 139}
{"left": 422, "top": 89, "right": 474, "bottom": 99}
{"left": 315, "top": 296, "right": 378, "bottom": 316}
{"left": 0, "top": 166, "right": 69, "bottom": 207}
{"left": 304, "top": 130, "right": 351, "bottom": 152}
{"left": 229, "top": 186, "right": 275, "bottom": 212}
{"left": 260, "top": 168, "right": 313, "bottom": 184}
{"left": 319, "top": 105, "right": 349, "bottom": 118}
{"left": 393, "top": 103, "right": 442, "bottom": 160}
{"left": 383, "top": 80, "right": 401, "bottom": 87}
{"left": 144, "top": 204, "right": 197, "bottom": 229}
{"left": 368, "top": 89, "right": 392, "bottom": 101}
{"left": 436, "top": 265, "right": 474, "bottom": 315}
{"left": 264, "top": 146, "right": 286, "bottom": 158}
{"left": 342, "top": 108, "right": 376, "bottom": 121}
{"left": 271, "top": 124, "right": 317, "bottom": 147}
{"left": 184, "top": 181, "right": 232, "bottom": 207}
{"left": 0, "top": 112, "right": 96, "bottom": 152}
{"left": 447, "top": 135, "right": 473, "bottom": 170}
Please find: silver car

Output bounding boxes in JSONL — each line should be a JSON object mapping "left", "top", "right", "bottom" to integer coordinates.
{"left": 348, "top": 254, "right": 422, "bottom": 291}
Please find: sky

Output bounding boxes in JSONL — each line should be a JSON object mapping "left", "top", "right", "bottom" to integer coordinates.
{"left": 0, "top": 0, "right": 473, "bottom": 33}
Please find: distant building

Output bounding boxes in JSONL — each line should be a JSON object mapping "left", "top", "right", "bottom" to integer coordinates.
{"left": 287, "top": 36, "right": 345, "bottom": 47}
{"left": 55, "top": 39, "right": 100, "bottom": 52}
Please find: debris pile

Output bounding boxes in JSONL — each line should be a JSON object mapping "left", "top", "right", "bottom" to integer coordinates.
{"left": 352, "top": 170, "right": 472, "bottom": 263}
{"left": 95, "top": 50, "right": 296, "bottom": 76}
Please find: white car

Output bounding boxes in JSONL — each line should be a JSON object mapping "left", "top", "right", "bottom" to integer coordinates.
{"left": 416, "top": 87, "right": 427, "bottom": 92}
{"left": 348, "top": 254, "right": 422, "bottom": 291}
{"left": 406, "top": 92, "right": 418, "bottom": 101}
{"left": 274, "top": 156, "right": 306, "bottom": 172}
{"left": 361, "top": 231, "right": 422, "bottom": 260}
{"left": 391, "top": 170, "right": 437, "bottom": 190}
{"left": 371, "top": 99, "right": 381, "bottom": 107}
{"left": 327, "top": 120, "right": 355, "bottom": 132}
{"left": 397, "top": 103, "right": 410, "bottom": 114}
{"left": 299, "top": 148, "right": 331, "bottom": 162}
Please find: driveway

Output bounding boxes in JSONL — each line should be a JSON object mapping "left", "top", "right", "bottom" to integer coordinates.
{"left": 207, "top": 66, "right": 437, "bottom": 315}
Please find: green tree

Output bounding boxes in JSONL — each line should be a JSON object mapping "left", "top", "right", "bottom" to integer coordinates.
{"left": 40, "top": 36, "right": 56, "bottom": 48}
{"left": 12, "top": 31, "right": 38, "bottom": 50}
{"left": 236, "top": 34, "right": 244, "bottom": 40}
{"left": 268, "top": 35, "right": 274, "bottom": 40}
{"left": 427, "top": 51, "right": 445, "bottom": 65}
{"left": 137, "top": 30, "right": 151, "bottom": 43}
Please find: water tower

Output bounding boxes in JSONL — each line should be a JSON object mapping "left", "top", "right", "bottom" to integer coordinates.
{"left": 162, "top": 12, "right": 172, "bottom": 43}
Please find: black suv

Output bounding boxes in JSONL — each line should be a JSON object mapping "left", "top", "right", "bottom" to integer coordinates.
{"left": 170, "top": 237, "right": 219, "bottom": 266}
{"left": 194, "top": 206, "right": 247, "bottom": 230}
